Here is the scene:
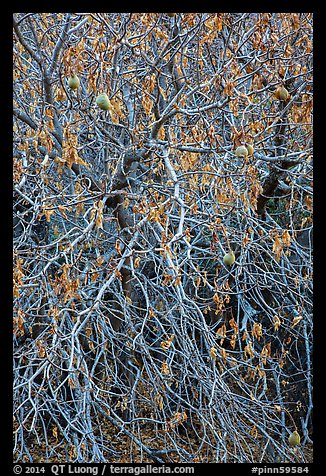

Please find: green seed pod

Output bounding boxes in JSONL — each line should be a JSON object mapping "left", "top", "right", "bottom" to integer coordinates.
{"left": 275, "top": 86, "right": 289, "bottom": 101}
{"left": 68, "top": 75, "right": 80, "bottom": 90}
{"left": 235, "top": 145, "right": 249, "bottom": 158}
{"left": 223, "top": 251, "right": 235, "bottom": 266}
{"left": 288, "top": 431, "right": 300, "bottom": 447}
{"left": 96, "top": 93, "right": 110, "bottom": 111}
{"left": 245, "top": 143, "right": 254, "bottom": 156}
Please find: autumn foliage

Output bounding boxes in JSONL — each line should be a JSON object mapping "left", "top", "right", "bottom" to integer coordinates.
{"left": 13, "top": 13, "right": 313, "bottom": 463}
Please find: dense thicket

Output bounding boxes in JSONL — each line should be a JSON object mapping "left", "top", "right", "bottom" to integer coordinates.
{"left": 13, "top": 13, "right": 313, "bottom": 463}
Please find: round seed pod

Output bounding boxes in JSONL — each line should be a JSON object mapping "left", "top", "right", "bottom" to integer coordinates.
{"left": 96, "top": 93, "right": 110, "bottom": 111}
{"left": 246, "top": 143, "right": 254, "bottom": 156}
{"left": 288, "top": 431, "right": 300, "bottom": 447}
{"left": 275, "top": 86, "right": 289, "bottom": 101}
{"left": 223, "top": 251, "right": 235, "bottom": 266}
{"left": 68, "top": 75, "right": 80, "bottom": 90}
{"left": 235, "top": 145, "right": 249, "bottom": 158}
